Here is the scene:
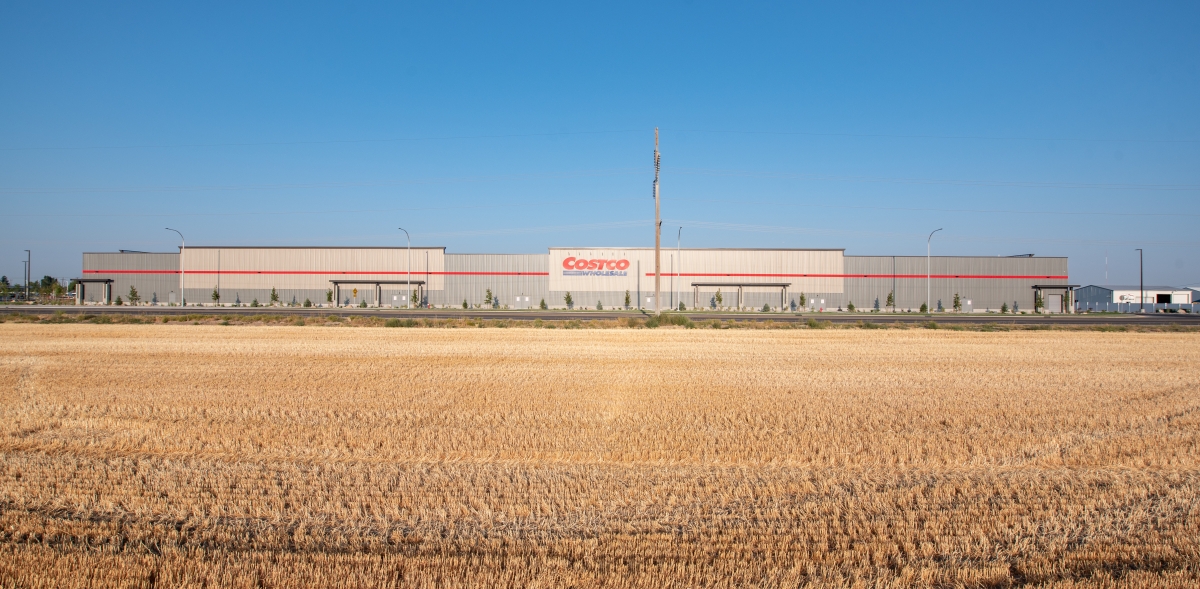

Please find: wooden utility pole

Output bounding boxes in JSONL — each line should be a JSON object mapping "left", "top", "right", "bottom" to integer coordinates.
{"left": 653, "top": 128, "right": 661, "bottom": 314}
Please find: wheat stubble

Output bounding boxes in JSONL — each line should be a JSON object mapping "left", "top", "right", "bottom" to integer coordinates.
{"left": 0, "top": 324, "right": 1197, "bottom": 588}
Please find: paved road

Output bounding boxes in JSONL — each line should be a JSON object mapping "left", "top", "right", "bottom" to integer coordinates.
{"left": 4, "top": 305, "right": 1197, "bottom": 326}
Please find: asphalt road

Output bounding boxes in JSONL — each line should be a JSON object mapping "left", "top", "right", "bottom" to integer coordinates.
{"left": 3, "top": 305, "right": 1197, "bottom": 326}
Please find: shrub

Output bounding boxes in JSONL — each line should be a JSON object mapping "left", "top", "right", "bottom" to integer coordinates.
{"left": 303, "top": 299, "right": 312, "bottom": 308}
{"left": 847, "top": 301, "right": 856, "bottom": 312}
{"left": 115, "top": 296, "right": 123, "bottom": 306}
{"left": 359, "top": 300, "right": 368, "bottom": 308}
{"left": 625, "top": 290, "right": 631, "bottom": 309}
{"left": 1000, "top": 303, "right": 1009, "bottom": 314}
{"left": 270, "top": 287, "right": 279, "bottom": 305}
{"left": 463, "top": 299, "right": 469, "bottom": 309}
{"left": 564, "top": 292, "right": 573, "bottom": 309}
{"left": 645, "top": 313, "right": 693, "bottom": 329}
{"left": 251, "top": 299, "right": 259, "bottom": 307}
{"left": 596, "top": 301, "right": 603, "bottom": 310}
{"left": 920, "top": 303, "right": 929, "bottom": 313}
{"left": 325, "top": 289, "right": 333, "bottom": 303}
{"left": 539, "top": 299, "right": 547, "bottom": 310}
{"left": 762, "top": 303, "right": 771, "bottom": 312}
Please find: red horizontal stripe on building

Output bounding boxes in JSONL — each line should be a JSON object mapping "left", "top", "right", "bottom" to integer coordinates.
{"left": 84, "top": 270, "right": 550, "bottom": 276}
{"left": 650, "top": 273, "right": 1068, "bottom": 280}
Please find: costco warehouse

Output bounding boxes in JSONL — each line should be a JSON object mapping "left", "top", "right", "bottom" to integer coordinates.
{"left": 77, "top": 246, "right": 1071, "bottom": 312}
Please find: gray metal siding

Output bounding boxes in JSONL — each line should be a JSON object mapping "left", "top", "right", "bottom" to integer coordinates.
{"left": 82, "top": 253, "right": 180, "bottom": 305}
{"left": 842, "top": 256, "right": 1069, "bottom": 312}
{"left": 1074, "top": 286, "right": 1114, "bottom": 304}
{"left": 439, "top": 254, "right": 549, "bottom": 309}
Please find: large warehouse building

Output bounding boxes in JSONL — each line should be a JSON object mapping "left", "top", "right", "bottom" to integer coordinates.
{"left": 78, "top": 246, "right": 1070, "bottom": 312}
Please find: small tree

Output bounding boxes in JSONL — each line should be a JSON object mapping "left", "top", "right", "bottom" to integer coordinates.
{"left": 564, "top": 292, "right": 573, "bottom": 309}
{"left": 539, "top": 298, "right": 547, "bottom": 309}
{"left": 462, "top": 299, "right": 469, "bottom": 309}
{"left": 715, "top": 289, "right": 723, "bottom": 307}
{"left": 762, "top": 303, "right": 771, "bottom": 312}
{"left": 359, "top": 300, "right": 368, "bottom": 308}
{"left": 847, "top": 300, "right": 856, "bottom": 312}
{"left": 412, "top": 289, "right": 419, "bottom": 308}
{"left": 269, "top": 287, "right": 279, "bottom": 305}
{"left": 251, "top": 298, "right": 259, "bottom": 307}
{"left": 798, "top": 292, "right": 807, "bottom": 308}
{"left": 325, "top": 289, "right": 333, "bottom": 303}
{"left": 624, "top": 290, "right": 631, "bottom": 309}
{"left": 953, "top": 293, "right": 962, "bottom": 313}
{"left": 886, "top": 290, "right": 895, "bottom": 311}
{"left": 678, "top": 301, "right": 686, "bottom": 311}
{"left": 115, "top": 295, "right": 123, "bottom": 305}
{"left": 484, "top": 289, "right": 493, "bottom": 307}
{"left": 303, "top": 298, "right": 312, "bottom": 308}
{"left": 596, "top": 300, "right": 603, "bottom": 310}
{"left": 128, "top": 285, "right": 140, "bottom": 305}
{"left": 920, "top": 302, "right": 929, "bottom": 313}
{"left": 1034, "top": 291, "right": 1044, "bottom": 312}
{"left": 1000, "top": 302, "right": 1009, "bottom": 314}
{"left": 211, "top": 286, "right": 220, "bottom": 304}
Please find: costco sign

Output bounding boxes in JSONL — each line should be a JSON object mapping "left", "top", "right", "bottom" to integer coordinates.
{"left": 562, "top": 257, "right": 630, "bottom": 276}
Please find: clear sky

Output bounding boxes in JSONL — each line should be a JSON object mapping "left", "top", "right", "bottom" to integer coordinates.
{"left": 2, "top": 2, "right": 1198, "bottom": 288}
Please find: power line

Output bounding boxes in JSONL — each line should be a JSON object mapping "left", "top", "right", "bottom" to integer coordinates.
{"left": 662, "top": 128, "right": 1200, "bottom": 144}
{"left": 672, "top": 197, "right": 1200, "bottom": 218}
{"left": 0, "top": 168, "right": 646, "bottom": 195}
{"left": 3, "top": 198, "right": 645, "bottom": 218}
{"left": 665, "top": 218, "right": 1200, "bottom": 248}
{"left": 0, "top": 130, "right": 646, "bottom": 151}
{"left": 666, "top": 167, "right": 1200, "bottom": 191}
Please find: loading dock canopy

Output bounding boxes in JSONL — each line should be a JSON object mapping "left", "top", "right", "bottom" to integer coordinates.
{"left": 330, "top": 279, "right": 426, "bottom": 308}
{"left": 690, "top": 282, "right": 792, "bottom": 309}
{"left": 72, "top": 278, "right": 114, "bottom": 305}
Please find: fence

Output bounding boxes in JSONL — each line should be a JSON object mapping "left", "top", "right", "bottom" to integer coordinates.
{"left": 1076, "top": 301, "right": 1197, "bottom": 314}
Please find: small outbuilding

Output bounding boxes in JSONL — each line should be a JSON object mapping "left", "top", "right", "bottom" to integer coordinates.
{"left": 1074, "top": 285, "right": 1193, "bottom": 305}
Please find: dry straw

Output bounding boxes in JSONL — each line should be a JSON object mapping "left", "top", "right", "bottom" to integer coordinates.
{"left": 1, "top": 324, "right": 1197, "bottom": 587}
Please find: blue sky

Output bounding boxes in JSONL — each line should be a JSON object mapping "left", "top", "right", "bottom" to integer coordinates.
{"left": 2, "top": 2, "right": 1198, "bottom": 287}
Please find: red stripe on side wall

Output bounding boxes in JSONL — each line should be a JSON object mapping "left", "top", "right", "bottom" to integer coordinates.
{"left": 649, "top": 273, "right": 1069, "bottom": 279}
{"left": 83, "top": 270, "right": 1066, "bottom": 280}
{"left": 84, "top": 270, "right": 551, "bottom": 276}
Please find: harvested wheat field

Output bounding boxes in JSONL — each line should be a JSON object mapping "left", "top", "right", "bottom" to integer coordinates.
{"left": 0, "top": 324, "right": 1197, "bottom": 588}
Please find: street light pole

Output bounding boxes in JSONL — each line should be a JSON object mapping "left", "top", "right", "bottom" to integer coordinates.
{"left": 24, "top": 250, "right": 30, "bottom": 302}
{"left": 1135, "top": 248, "right": 1143, "bottom": 313}
{"left": 927, "top": 228, "right": 942, "bottom": 314}
{"left": 165, "top": 229, "right": 185, "bottom": 305}
{"left": 399, "top": 227, "right": 411, "bottom": 309}
{"left": 677, "top": 226, "right": 682, "bottom": 311}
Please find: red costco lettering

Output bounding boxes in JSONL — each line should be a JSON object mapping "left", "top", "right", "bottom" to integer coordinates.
{"left": 561, "top": 258, "right": 631, "bottom": 271}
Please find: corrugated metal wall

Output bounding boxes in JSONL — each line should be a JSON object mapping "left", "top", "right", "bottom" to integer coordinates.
{"left": 82, "top": 252, "right": 179, "bottom": 304}
{"left": 181, "top": 247, "right": 446, "bottom": 306}
{"left": 80, "top": 248, "right": 1069, "bottom": 312}
{"left": 438, "top": 254, "right": 549, "bottom": 308}
{"left": 842, "top": 256, "right": 1069, "bottom": 312}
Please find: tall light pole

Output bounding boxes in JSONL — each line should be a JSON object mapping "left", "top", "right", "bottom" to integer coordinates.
{"left": 677, "top": 226, "right": 682, "bottom": 311}
{"left": 1135, "top": 248, "right": 1143, "bottom": 313}
{"left": 653, "top": 128, "right": 662, "bottom": 315}
{"left": 927, "top": 228, "right": 942, "bottom": 314}
{"left": 165, "top": 228, "right": 185, "bottom": 305}
{"left": 24, "top": 250, "right": 30, "bottom": 302}
{"left": 399, "top": 227, "right": 411, "bottom": 309}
